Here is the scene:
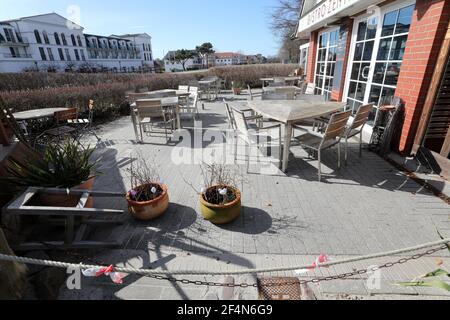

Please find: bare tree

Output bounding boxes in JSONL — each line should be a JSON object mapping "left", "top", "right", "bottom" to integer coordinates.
{"left": 270, "top": 0, "right": 304, "bottom": 63}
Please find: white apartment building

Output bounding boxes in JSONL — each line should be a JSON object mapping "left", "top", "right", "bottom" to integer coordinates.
{"left": 0, "top": 13, "right": 154, "bottom": 73}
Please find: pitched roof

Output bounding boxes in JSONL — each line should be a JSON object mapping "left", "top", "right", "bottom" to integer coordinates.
{"left": 1, "top": 12, "right": 83, "bottom": 29}
{"left": 215, "top": 52, "right": 241, "bottom": 59}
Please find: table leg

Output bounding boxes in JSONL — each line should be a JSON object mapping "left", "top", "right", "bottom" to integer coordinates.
{"left": 176, "top": 106, "right": 181, "bottom": 130}
{"left": 282, "top": 123, "right": 293, "bottom": 173}
{"left": 130, "top": 106, "right": 139, "bottom": 141}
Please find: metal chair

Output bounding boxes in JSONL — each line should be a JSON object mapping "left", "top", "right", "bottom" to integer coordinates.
{"left": 231, "top": 106, "right": 282, "bottom": 169}
{"left": 294, "top": 110, "right": 352, "bottom": 182}
{"left": 224, "top": 99, "right": 262, "bottom": 130}
{"left": 343, "top": 104, "right": 374, "bottom": 164}
{"left": 304, "top": 83, "right": 316, "bottom": 95}
{"left": 179, "top": 93, "right": 199, "bottom": 120}
{"left": 134, "top": 100, "right": 175, "bottom": 142}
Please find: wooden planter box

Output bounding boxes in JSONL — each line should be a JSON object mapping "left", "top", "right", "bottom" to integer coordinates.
{"left": 0, "top": 121, "right": 13, "bottom": 146}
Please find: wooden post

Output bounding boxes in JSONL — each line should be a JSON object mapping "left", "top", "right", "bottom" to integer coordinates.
{"left": 0, "top": 227, "right": 27, "bottom": 299}
{"left": 411, "top": 20, "right": 450, "bottom": 155}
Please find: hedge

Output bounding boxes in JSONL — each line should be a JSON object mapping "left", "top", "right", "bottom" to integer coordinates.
{"left": 0, "top": 64, "right": 299, "bottom": 117}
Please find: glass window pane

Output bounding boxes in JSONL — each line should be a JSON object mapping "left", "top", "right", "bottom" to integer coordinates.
{"left": 382, "top": 10, "right": 398, "bottom": 37}
{"left": 346, "top": 99, "right": 355, "bottom": 112}
{"left": 367, "top": 107, "right": 378, "bottom": 126}
{"left": 354, "top": 43, "right": 363, "bottom": 61}
{"left": 359, "top": 63, "right": 370, "bottom": 81}
{"left": 320, "top": 33, "right": 328, "bottom": 48}
{"left": 328, "top": 47, "right": 336, "bottom": 61}
{"left": 315, "top": 76, "right": 321, "bottom": 87}
{"left": 348, "top": 81, "right": 357, "bottom": 99}
{"left": 369, "top": 85, "right": 382, "bottom": 105}
{"left": 318, "top": 48, "right": 326, "bottom": 61}
{"left": 326, "top": 63, "right": 335, "bottom": 76}
{"left": 366, "top": 17, "right": 378, "bottom": 40}
{"left": 396, "top": 4, "right": 414, "bottom": 34}
{"left": 389, "top": 35, "right": 407, "bottom": 60}
{"left": 380, "top": 87, "right": 396, "bottom": 105}
{"left": 373, "top": 63, "right": 387, "bottom": 84}
{"left": 355, "top": 83, "right": 366, "bottom": 101}
{"left": 357, "top": 21, "right": 367, "bottom": 41}
{"left": 329, "top": 31, "right": 338, "bottom": 46}
{"left": 351, "top": 63, "right": 361, "bottom": 80}
{"left": 377, "top": 38, "right": 392, "bottom": 61}
{"left": 317, "top": 63, "right": 325, "bottom": 75}
{"left": 363, "top": 41, "right": 374, "bottom": 61}
{"left": 324, "top": 78, "right": 331, "bottom": 91}
{"left": 385, "top": 62, "right": 402, "bottom": 86}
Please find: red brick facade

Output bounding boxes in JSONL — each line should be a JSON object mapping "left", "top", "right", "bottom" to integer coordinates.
{"left": 394, "top": 0, "right": 450, "bottom": 153}
{"left": 306, "top": 31, "right": 318, "bottom": 83}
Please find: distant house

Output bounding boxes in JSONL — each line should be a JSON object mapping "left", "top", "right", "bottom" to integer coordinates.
{"left": 245, "top": 54, "right": 266, "bottom": 65}
{"left": 163, "top": 50, "right": 203, "bottom": 72}
{"left": 214, "top": 52, "right": 245, "bottom": 66}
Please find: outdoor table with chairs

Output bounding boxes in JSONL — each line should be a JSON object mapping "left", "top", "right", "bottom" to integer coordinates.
{"left": 247, "top": 99, "right": 345, "bottom": 174}
{"left": 260, "top": 76, "right": 303, "bottom": 88}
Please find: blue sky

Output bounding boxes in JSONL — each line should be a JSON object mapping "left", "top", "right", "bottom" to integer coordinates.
{"left": 0, "top": 0, "right": 282, "bottom": 59}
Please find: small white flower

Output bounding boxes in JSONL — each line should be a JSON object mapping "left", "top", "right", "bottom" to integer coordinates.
{"left": 151, "top": 187, "right": 157, "bottom": 194}
{"left": 219, "top": 188, "right": 228, "bottom": 196}
{"left": 200, "top": 187, "right": 205, "bottom": 194}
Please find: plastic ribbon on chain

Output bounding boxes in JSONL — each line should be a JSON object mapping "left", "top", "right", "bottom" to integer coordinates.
{"left": 82, "top": 265, "right": 124, "bottom": 284}
{"left": 295, "top": 254, "right": 331, "bottom": 275}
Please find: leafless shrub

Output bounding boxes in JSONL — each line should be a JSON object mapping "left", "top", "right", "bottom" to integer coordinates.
{"left": 127, "top": 151, "right": 162, "bottom": 201}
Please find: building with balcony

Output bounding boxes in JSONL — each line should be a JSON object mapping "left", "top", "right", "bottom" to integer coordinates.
{"left": 214, "top": 52, "right": 245, "bottom": 66}
{"left": 0, "top": 13, "right": 154, "bottom": 73}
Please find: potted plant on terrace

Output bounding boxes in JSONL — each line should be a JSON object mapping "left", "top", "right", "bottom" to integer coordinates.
{"left": 126, "top": 153, "right": 169, "bottom": 221}
{"left": 197, "top": 163, "right": 242, "bottom": 225}
{"left": 231, "top": 81, "right": 243, "bottom": 95}
{"left": 2, "top": 139, "right": 99, "bottom": 207}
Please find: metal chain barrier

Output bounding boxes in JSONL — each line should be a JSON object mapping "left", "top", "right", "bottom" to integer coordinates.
{"left": 110, "top": 244, "right": 449, "bottom": 288}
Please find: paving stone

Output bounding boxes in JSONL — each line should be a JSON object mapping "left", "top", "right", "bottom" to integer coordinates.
{"left": 57, "top": 92, "right": 450, "bottom": 300}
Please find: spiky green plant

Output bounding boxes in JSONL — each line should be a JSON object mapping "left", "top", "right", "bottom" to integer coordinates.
{"left": 2, "top": 139, "right": 99, "bottom": 190}
{"left": 397, "top": 231, "right": 450, "bottom": 292}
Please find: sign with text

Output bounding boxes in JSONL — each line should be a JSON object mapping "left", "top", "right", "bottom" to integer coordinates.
{"left": 298, "top": 0, "right": 362, "bottom": 33}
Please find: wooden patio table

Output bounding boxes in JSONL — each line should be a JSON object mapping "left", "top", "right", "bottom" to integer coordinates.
{"left": 247, "top": 99, "right": 345, "bottom": 172}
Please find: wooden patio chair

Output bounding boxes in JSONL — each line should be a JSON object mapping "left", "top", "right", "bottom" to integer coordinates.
{"left": 294, "top": 110, "right": 352, "bottom": 182}
{"left": 135, "top": 99, "right": 175, "bottom": 142}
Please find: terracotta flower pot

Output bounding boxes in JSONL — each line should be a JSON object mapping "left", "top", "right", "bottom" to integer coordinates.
{"left": 126, "top": 183, "right": 169, "bottom": 221}
{"left": 199, "top": 186, "right": 241, "bottom": 225}
{"left": 38, "top": 177, "right": 95, "bottom": 208}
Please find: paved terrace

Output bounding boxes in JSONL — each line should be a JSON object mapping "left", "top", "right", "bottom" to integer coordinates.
{"left": 59, "top": 91, "right": 450, "bottom": 300}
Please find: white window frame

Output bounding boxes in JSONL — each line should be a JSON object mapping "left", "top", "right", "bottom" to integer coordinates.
{"left": 314, "top": 26, "right": 339, "bottom": 98}
{"left": 343, "top": 0, "right": 416, "bottom": 107}
{"left": 299, "top": 42, "right": 309, "bottom": 75}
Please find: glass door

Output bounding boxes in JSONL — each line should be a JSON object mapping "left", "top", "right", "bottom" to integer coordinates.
{"left": 315, "top": 28, "right": 339, "bottom": 100}
{"left": 344, "top": 1, "right": 415, "bottom": 125}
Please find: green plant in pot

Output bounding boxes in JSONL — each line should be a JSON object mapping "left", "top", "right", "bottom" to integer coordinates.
{"left": 126, "top": 152, "right": 169, "bottom": 221}
{"left": 2, "top": 139, "right": 99, "bottom": 207}
{"left": 195, "top": 163, "right": 243, "bottom": 225}
{"left": 231, "top": 81, "right": 243, "bottom": 95}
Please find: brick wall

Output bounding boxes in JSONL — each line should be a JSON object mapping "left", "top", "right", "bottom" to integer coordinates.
{"left": 395, "top": 0, "right": 450, "bottom": 154}
{"left": 306, "top": 31, "right": 318, "bottom": 83}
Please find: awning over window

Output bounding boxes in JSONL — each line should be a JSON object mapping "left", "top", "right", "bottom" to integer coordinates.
{"left": 297, "top": 0, "right": 384, "bottom": 39}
